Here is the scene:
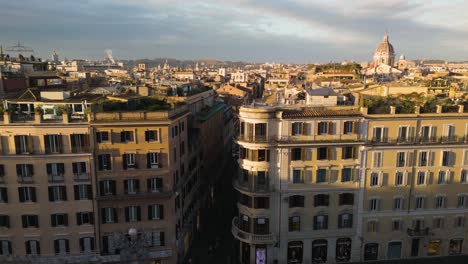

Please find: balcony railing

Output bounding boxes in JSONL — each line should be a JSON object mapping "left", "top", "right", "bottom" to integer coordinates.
{"left": 71, "top": 146, "right": 91, "bottom": 153}
{"left": 233, "top": 179, "right": 272, "bottom": 194}
{"left": 74, "top": 173, "right": 91, "bottom": 181}
{"left": 48, "top": 175, "right": 65, "bottom": 183}
{"left": 407, "top": 227, "right": 430, "bottom": 237}
{"left": 231, "top": 217, "right": 276, "bottom": 244}
{"left": 97, "top": 190, "right": 172, "bottom": 201}
{"left": 369, "top": 136, "right": 467, "bottom": 145}
{"left": 17, "top": 176, "right": 33, "bottom": 183}
{"left": 11, "top": 113, "right": 35, "bottom": 122}
{"left": 235, "top": 134, "right": 364, "bottom": 144}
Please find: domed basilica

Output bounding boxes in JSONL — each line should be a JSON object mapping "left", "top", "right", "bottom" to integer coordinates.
{"left": 366, "top": 32, "right": 402, "bottom": 76}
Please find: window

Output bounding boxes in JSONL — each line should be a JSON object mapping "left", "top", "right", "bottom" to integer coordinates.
{"left": 147, "top": 152, "right": 160, "bottom": 168}
{"left": 419, "top": 151, "right": 431, "bottom": 167}
{"left": 79, "top": 237, "right": 95, "bottom": 254}
{"left": 122, "top": 153, "right": 136, "bottom": 169}
{"left": 370, "top": 172, "right": 379, "bottom": 187}
{"left": 433, "top": 217, "right": 444, "bottom": 229}
{"left": 292, "top": 169, "right": 304, "bottom": 184}
{"left": 258, "top": 149, "right": 269, "bottom": 161}
{"left": 435, "top": 196, "right": 446, "bottom": 208}
{"left": 0, "top": 240, "right": 12, "bottom": 256}
{"left": 74, "top": 184, "right": 92, "bottom": 200}
{"left": 99, "top": 180, "right": 116, "bottom": 196}
{"left": 72, "top": 162, "right": 87, "bottom": 177}
{"left": 44, "top": 134, "right": 62, "bottom": 154}
{"left": 288, "top": 241, "right": 303, "bottom": 263}
{"left": 148, "top": 205, "right": 164, "bottom": 220}
{"left": 48, "top": 186, "right": 67, "bottom": 202}
{"left": 145, "top": 130, "right": 158, "bottom": 142}
{"left": 341, "top": 168, "right": 352, "bottom": 182}
{"left": 46, "top": 163, "right": 65, "bottom": 177}
{"left": 336, "top": 238, "right": 351, "bottom": 262}
{"left": 25, "top": 240, "right": 40, "bottom": 255}
{"left": 317, "top": 122, "right": 328, "bottom": 135}
{"left": 461, "top": 170, "right": 468, "bottom": 183}
{"left": 124, "top": 179, "right": 140, "bottom": 194}
{"left": 373, "top": 152, "right": 383, "bottom": 168}
{"left": 392, "top": 220, "right": 402, "bottom": 231}
{"left": 120, "top": 131, "right": 134, "bottom": 142}
{"left": 51, "top": 213, "right": 68, "bottom": 227}
{"left": 449, "top": 239, "right": 463, "bottom": 255}
{"left": 97, "top": 154, "right": 112, "bottom": 171}
{"left": 16, "top": 164, "right": 34, "bottom": 178}
{"left": 70, "top": 134, "right": 88, "bottom": 153}
{"left": 312, "top": 240, "right": 327, "bottom": 263}
{"left": 443, "top": 124, "right": 455, "bottom": 141}
{"left": 316, "top": 169, "right": 327, "bottom": 183}
{"left": 338, "top": 193, "right": 354, "bottom": 206}
{"left": 0, "top": 165, "right": 4, "bottom": 178}
{"left": 373, "top": 127, "right": 387, "bottom": 142}
{"left": 0, "top": 215, "right": 9, "bottom": 228}
{"left": 314, "top": 194, "right": 329, "bottom": 207}
{"left": 387, "top": 242, "right": 402, "bottom": 259}
{"left": 317, "top": 147, "right": 328, "bottom": 160}
{"left": 288, "top": 216, "right": 300, "bottom": 232}
{"left": 18, "top": 187, "right": 36, "bottom": 203}
{"left": 0, "top": 188, "right": 8, "bottom": 203}
{"left": 428, "top": 240, "right": 441, "bottom": 256}
{"left": 101, "top": 208, "right": 117, "bottom": 224}
{"left": 14, "top": 135, "right": 31, "bottom": 154}
{"left": 442, "top": 151, "right": 454, "bottom": 167}
{"left": 438, "top": 171, "right": 447, "bottom": 184}
{"left": 342, "top": 146, "right": 356, "bottom": 159}
{"left": 395, "top": 172, "right": 404, "bottom": 186}
{"left": 289, "top": 195, "right": 304, "bottom": 208}
{"left": 420, "top": 125, "right": 434, "bottom": 142}
{"left": 338, "top": 214, "right": 353, "bottom": 228}
{"left": 313, "top": 215, "right": 328, "bottom": 230}
{"left": 54, "top": 239, "right": 70, "bottom": 255}
{"left": 364, "top": 243, "right": 379, "bottom": 260}
{"left": 125, "top": 206, "right": 141, "bottom": 222}
{"left": 291, "top": 122, "right": 303, "bottom": 136}
{"left": 254, "top": 197, "right": 269, "bottom": 209}
{"left": 415, "top": 196, "right": 425, "bottom": 209}
{"left": 254, "top": 218, "right": 269, "bottom": 234}
{"left": 343, "top": 121, "right": 355, "bottom": 134}
{"left": 455, "top": 216, "right": 465, "bottom": 228}
{"left": 393, "top": 197, "right": 403, "bottom": 210}
{"left": 76, "top": 212, "right": 94, "bottom": 225}
{"left": 21, "top": 215, "right": 39, "bottom": 228}
{"left": 417, "top": 171, "right": 427, "bottom": 185}
{"left": 148, "top": 178, "right": 163, "bottom": 192}
{"left": 151, "top": 231, "right": 165, "bottom": 247}
{"left": 367, "top": 220, "right": 379, "bottom": 232}
{"left": 458, "top": 195, "right": 466, "bottom": 208}
{"left": 291, "top": 148, "right": 302, "bottom": 161}
{"left": 254, "top": 123, "right": 267, "bottom": 138}
{"left": 396, "top": 152, "right": 406, "bottom": 167}
{"left": 398, "top": 126, "right": 409, "bottom": 142}
{"left": 369, "top": 198, "right": 380, "bottom": 211}
{"left": 96, "top": 131, "right": 109, "bottom": 143}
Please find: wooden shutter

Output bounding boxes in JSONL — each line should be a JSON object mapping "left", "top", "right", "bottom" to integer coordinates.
{"left": 27, "top": 136, "right": 34, "bottom": 154}
{"left": 122, "top": 154, "right": 127, "bottom": 170}
{"left": 101, "top": 208, "right": 106, "bottom": 223}
{"left": 98, "top": 155, "right": 103, "bottom": 170}
{"left": 74, "top": 186, "right": 79, "bottom": 200}
{"left": 51, "top": 214, "right": 57, "bottom": 227}
{"left": 48, "top": 187, "right": 54, "bottom": 201}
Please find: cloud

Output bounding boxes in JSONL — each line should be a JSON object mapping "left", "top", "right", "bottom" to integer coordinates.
{"left": 1, "top": 0, "right": 468, "bottom": 62}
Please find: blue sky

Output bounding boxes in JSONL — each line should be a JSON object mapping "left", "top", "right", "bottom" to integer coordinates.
{"left": 1, "top": 0, "right": 467, "bottom": 63}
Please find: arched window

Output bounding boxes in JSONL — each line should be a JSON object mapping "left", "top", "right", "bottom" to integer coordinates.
{"left": 364, "top": 243, "right": 379, "bottom": 260}
{"left": 312, "top": 239, "right": 327, "bottom": 263}
{"left": 336, "top": 238, "right": 351, "bottom": 262}
{"left": 288, "top": 241, "right": 303, "bottom": 264}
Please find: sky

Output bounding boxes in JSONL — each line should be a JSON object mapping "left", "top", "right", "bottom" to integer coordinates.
{"left": 1, "top": 0, "right": 468, "bottom": 63}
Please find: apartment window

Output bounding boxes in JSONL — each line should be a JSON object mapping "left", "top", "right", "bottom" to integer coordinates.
{"left": 338, "top": 213, "right": 353, "bottom": 228}
{"left": 442, "top": 151, "right": 455, "bottom": 167}
{"left": 151, "top": 231, "right": 165, "bottom": 247}
{"left": 97, "top": 154, "right": 112, "bottom": 171}
{"left": 145, "top": 130, "right": 159, "bottom": 142}
{"left": 21, "top": 215, "right": 39, "bottom": 228}
{"left": 313, "top": 215, "right": 328, "bottom": 230}
{"left": 314, "top": 194, "right": 329, "bottom": 207}
{"left": 292, "top": 122, "right": 303, "bottom": 136}
{"left": 438, "top": 171, "right": 447, "bottom": 184}
{"left": 443, "top": 124, "right": 455, "bottom": 140}
{"left": 449, "top": 239, "right": 463, "bottom": 255}
{"left": 317, "top": 122, "right": 328, "bottom": 135}
{"left": 367, "top": 220, "right": 379, "bottom": 232}
{"left": 0, "top": 215, "right": 9, "bottom": 228}
{"left": 289, "top": 195, "right": 305, "bottom": 208}
{"left": 317, "top": 147, "right": 328, "bottom": 160}
{"left": 257, "top": 171, "right": 267, "bottom": 188}
{"left": 48, "top": 186, "right": 67, "bottom": 202}
{"left": 46, "top": 163, "right": 65, "bottom": 176}
{"left": 338, "top": 193, "right": 354, "bottom": 206}
{"left": 147, "top": 152, "right": 160, "bottom": 168}
{"left": 76, "top": 212, "right": 94, "bottom": 225}
{"left": 398, "top": 126, "right": 409, "bottom": 141}
{"left": 254, "top": 123, "right": 267, "bottom": 138}
{"left": 316, "top": 169, "right": 327, "bottom": 183}
{"left": 343, "top": 121, "right": 355, "bottom": 134}
{"left": 312, "top": 240, "right": 327, "bottom": 263}
{"left": 51, "top": 213, "right": 68, "bottom": 227}
{"left": 120, "top": 131, "right": 134, "bottom": 143}
{"left": 428, "top": 240, "right": 441, "bottom": 256}
{"left": 0, "top": 240, "right": 12, "bottom": 256}
{"left": 240, "top": 194, "right": 252, "bottom": 208}
{"left": 421, "top": 125, "right": 433, "bottom": 142}
{"left": 16, "top": 164, "right": 34, "bottom": 178}
{"left": 79, "top": 237, "right": 95, "bottom": 254}
{"left": 14, "top": 135, "right": 31, "bottom": 154}
{"left": 392, "top": 220, "right": 402, "bottom": 231}
{"left": 102, "top": 234, "right": 116, "bottom": 255}
{"left": 393, "top": 197, "right": 403, "bottom": 210}
{"left": 72, "top": 162, "right": 87, "bottom": 176}
{"left": 254, "top": 218, "right": 269, "bottom": 234}
{"left": 122, "top": 153, "right": 136, "bottom": 169}
{"left": 292, "top": 169, "right": 304, "bottom": 184}
{"left": 370, "top": 172, "right": 379, "bottom": 187}
{"left": 96, "top": 131, "right": 109, "bottom": 143}
{"left": 125, "top": 206, "right": 141, "bottom": 222}
{"left": 74, "top": 184, "right": 92, "bottom": 200}
{"left": 288, "top": 216, "right": 301, "bottom": 232}
{"left": 25, "top": 240, "right": 40, "bottom": 255}
{"left": 341, "top": 168, "right": 352, "bottom": 182}
{"left": 458, "top": 195, "right": 466, "bottom": 208}
{"left": 148, "top": 204, "right": 164, "bottom": 220}
{"left": 291, "top": 148, "right": 302, "bottom": 161}
{"left": 54, "top": 239, "right": 69, "bottom": 255}
{"left": 148, "top": 178, "right": 163, "bottom": 192}
{"left": 433, "top": 218, "right": 444, "bottom": 229}
{"left": 419, "top": 151, "right": 431, "bottom": 167}
{"left": 373, "top": 127, "right": 387, "bottom": 142}
{"left": 369, "top": 198, "right": 380, "bottom": 211}
{"left": 0, "top": 165, "right": 4, "bottom": 178}
{"left": 254, "top": 197, "right": 269, "bottom": 209}
{"left": 461, "top": 170, "right": 468, "bottom": 183}
{"left": 364, "top": 243, "right": 379, "bottom": 260}
{"left": 101, "top": 208, "right": 117, "bottom": 224}
{"left": 0, "top": 188, "right": 8, "bottom": 203}
{"left": 396, "top": 152, "right": 406, "bottom": 167}
{"left": 395, "top": 171, "right": 404, "bottom": 186}
{"left": 417, "top": 171, "right": 427, "bottom": 185}
{"left": 44, "top": 134, "right": 62, "bottom": 154}
{"left": 342, "top": 146, "right": 356, "bottom": 159}
{"left": 372, "top": 152, "right": 383, "bottom": 168}
{"left": 435, "top": 196, "right": 446, "bottom": 208}
{"left": 415, "top": 196, "right": 425, "bottom": 209}
{"left": 99, "top": 180, "right": 116, "bottom": 196}
{"left": 455, "top": 216, "right": 465, "bottom": 228}
{"left": 123, "top": 179, "right": 139, "bottom": 194}
{"left": 70, "top": 134, "right": 88, "bottom": 153}
{"left": 18, "top": 187, "right": 36, "bottom": 203}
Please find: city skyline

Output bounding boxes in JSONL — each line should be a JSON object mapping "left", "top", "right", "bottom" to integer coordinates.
{"left": 2, "top": 0, "right": 468, "bottom": 63}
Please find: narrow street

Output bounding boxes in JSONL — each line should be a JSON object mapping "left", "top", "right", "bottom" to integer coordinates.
{"left": 189, "top": 157, "right": 238, "bottom": 264}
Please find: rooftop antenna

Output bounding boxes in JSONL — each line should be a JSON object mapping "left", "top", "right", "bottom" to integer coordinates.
{"left": 5, "top": 41, "right": 34, "bottom": 53}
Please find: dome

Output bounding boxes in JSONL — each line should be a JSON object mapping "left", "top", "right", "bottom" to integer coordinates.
{"left": 375, "top": 32, "right": 394, "bottom": 54}
{"left": 399, "top": 54, "right": 405, "bottom": 60}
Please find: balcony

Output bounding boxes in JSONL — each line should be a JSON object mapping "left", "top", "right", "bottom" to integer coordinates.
{"left": 369, "top": 136, "right": 467, "bottom": 145}
{"left": 97, "top": 190, "right": 173, "bottom": 201}
{"left": 231, "top": 217, "right": 276, "bottom": 244}
{"left": 235, "top": 134, "right": 364, "bottom": 144}
{"left": 235, "top": 135, "right": 276, "bottom": 144}
{"left": 71, "top": 146, "right": 91, "bottom": 153}
{"left": 17, "top": 176, "right": 33, "bottom": 183}
{"left": 48, "top": 175, "right": 65, "bottom": 183}
{"left": 407, "top": 227, "right": 430, "bottom": 237}
{"left": 233, "top": 179, "right": 273, "bottom": 195}
{"left": 74, "top": 173, "right": 91, "bottom": 182}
